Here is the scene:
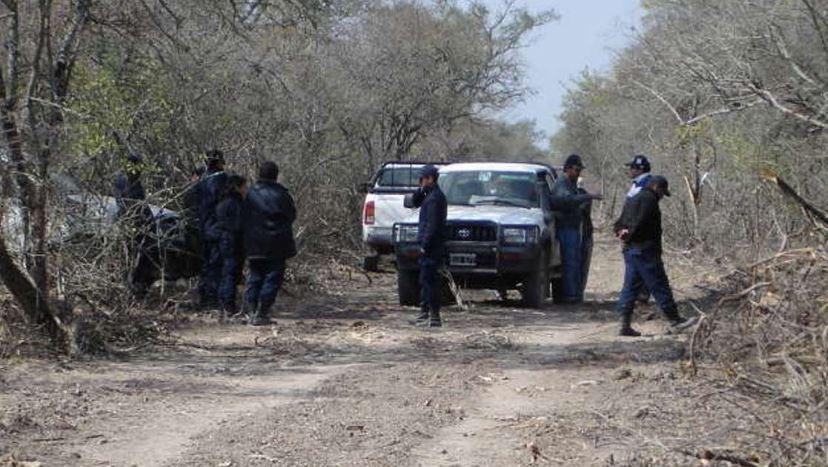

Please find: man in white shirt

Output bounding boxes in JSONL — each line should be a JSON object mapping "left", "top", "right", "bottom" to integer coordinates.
{"left": 626, "top": 155, "right": 652, "bottom": 198}
{"left": 623, "top": 155, "right": 652, "bottom": 304}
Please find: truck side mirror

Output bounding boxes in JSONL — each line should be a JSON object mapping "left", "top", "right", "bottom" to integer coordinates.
{"left": 403, "top": 193, "right": 416, "bottom": 208}
{"left": 357, "top": 182, "right": 372, "bottom": 194}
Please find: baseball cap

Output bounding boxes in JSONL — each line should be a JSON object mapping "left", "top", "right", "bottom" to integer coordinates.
{"left": 564, "top": 154, "right": 585, "bottom": 169}
{"left": 649, "top": 175, "right": 671, "bottom": 196}
{"left": 419, "top": 164, "right": 440, "bottom": 179}
{"left": 625, "top": 155, "right": 651, "bottom": 172}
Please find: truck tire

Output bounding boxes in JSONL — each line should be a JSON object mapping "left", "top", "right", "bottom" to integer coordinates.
{"left": 398, "top": 269, "right": 420, "bottom": 306}
{"left": 521, "top": 252, "right": 549, "bottom": 308}
{"left": 363, "top": 255, "right": 380, "bottom": 272}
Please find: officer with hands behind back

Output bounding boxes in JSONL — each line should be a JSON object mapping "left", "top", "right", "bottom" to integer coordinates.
{"left": 613, "top": 175, "right": 698, "bottom": 336}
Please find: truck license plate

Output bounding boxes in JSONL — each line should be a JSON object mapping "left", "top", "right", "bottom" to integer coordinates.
{"left": 450, "top": 253, "right": 476, "bottom": 267}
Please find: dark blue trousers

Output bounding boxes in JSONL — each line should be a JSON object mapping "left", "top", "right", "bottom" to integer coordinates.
{"left": 419, "top": 257, "right": 441, "bottom": 313}
{"left": 557, "top": 227, "right": 583, "bottom": 301}
{"left": 244, "top": 258, "right": 286, "bottom": 314}
{"left": 199, "top": 239, "right": 221, "bottom": 303}
{"left": 617, "top": 248, "right": 677, "bottom": 316}
{"left": 218, "top": 236, "right": 240, "bottom": 308}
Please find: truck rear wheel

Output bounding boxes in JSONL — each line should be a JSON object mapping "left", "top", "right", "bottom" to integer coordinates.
{"left": 363, "top": 255, "right": 380, "bottom": 272}
{"left": 521, "top": 252, "right": 549, "bottom": 308}
{"left": 398, "top": 269, "right": 420, "bottom": 306}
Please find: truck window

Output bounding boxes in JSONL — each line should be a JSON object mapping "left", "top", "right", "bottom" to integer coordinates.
{"left": 376, "top": 167, "right": 420, "bottom": 188}
{"left": 441, "top": 171, "right": 539, "bottom": 208}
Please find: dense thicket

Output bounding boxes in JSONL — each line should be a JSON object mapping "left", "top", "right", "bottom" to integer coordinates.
{"left": 0, "top": 0, "right": 551, "bottom": 348}
{"left": 552, "top": 0, "right": 828, "bottom": 257}
{"left": 551, "top": 2, "right": 828, "bottom": 463}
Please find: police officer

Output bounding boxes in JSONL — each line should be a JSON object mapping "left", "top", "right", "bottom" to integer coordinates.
{"left": 197, "top": 150, "right": 228, "bottom": 309}
{"left": 552, "top": 155, "right": 602, "bottom": 304}
{"left": 114, "top": 153, "right": 146, "bottom": 217}
{"left": 625, "top": 155, "right": 652, "bottom": 199}
{"left": 613, "top": 176, "right": 697, "bottom": 336}
{"left": 242, "top": 162, "right": 297, "bottom": 326}
{"left": 114, "top": 153, "right": 154, "bottom": 295}
{"left": 624, "top": 155, "right": 653, "bottom": 304}
{"left": 216, "top": 175, "right": 247, "bottom": 321}
{"left": 410, "top": 165, "right": 447, "bottom": 328}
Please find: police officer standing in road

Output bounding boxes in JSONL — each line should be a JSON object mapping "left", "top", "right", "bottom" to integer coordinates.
{"left": 613, "top": 176, "right": 697, "bottom": 336}
{"left": 410, "top": 165, "right": 447, "bottom": 328}
{"left": 197, "top": 150, "right": 228, "bottom": 309}
{"left": 623, "top": 155, "right": 653, "bottom": 304}
{"left": 552, "top": 155, "right": 602, "bottom": 304}
{"left": 625, "top": 155, "right": 652, "bottom": 199}
{"left": 242, "top": 162, "right": 297, "bottom": 326}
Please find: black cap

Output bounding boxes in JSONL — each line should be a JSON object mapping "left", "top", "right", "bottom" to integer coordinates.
{"left": 625, "top": 155, "right": 651, "bottom": 172}
{"left": 126, "top": 152, "right": 142, "bottom": 164}
{"left": 564, "top": 154, "right": 585, "bottom": 169}
{"left": 205, "top": 149, "right": 225, "bottom": 164}
{"left": 419, "top": 164, "right": 440, "bottom": 179}
{"left": 649, "top": 175, "right": 671, "bottom": 196}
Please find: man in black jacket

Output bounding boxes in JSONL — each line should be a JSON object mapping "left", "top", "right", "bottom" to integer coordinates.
{"left": 197, "top": 150, "right": 228, "bottom": 309}
{"left": 114, "top": 153, "right": 153, "bottom": 296}
{"left": 242, "top": 162, "right": 297, "bottom": 326}
{"left": 216, "top": 175, "right": 247, "bottom": 320}
{"left": 410, "top": 165, "right": 447, "bottom": 328}
{"left": 613, "top": 176, "right": 697, "bottom": 336}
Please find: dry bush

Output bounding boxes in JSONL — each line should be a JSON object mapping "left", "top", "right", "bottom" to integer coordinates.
{"left": 692, "top": 232, "right": 828, "bottom": 465}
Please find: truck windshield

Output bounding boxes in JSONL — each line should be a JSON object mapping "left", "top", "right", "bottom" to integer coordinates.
{"left": 440, "top": 171, "right": 539, "bottom": 208}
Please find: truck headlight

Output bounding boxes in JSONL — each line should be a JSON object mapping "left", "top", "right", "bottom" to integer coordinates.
{"left": 394, "top": 224, "right": 419, "bottom": 243}
{"left": 502, "top": 226, "right": 538, "bottom": 244}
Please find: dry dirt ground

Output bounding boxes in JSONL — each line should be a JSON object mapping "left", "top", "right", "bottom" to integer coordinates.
{"left": 1, "top": 238, "right": 748, "bottom": 466}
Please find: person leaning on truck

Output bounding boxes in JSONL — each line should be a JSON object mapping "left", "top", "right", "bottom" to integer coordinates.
{"left": 552, "top": 154, "right": 602, "bottom": 304}
{"left": 410, "top": 164, "right": 448, "bottom": 328}
{"left": 613, "top": 176, "right": 697, "bottom": 336}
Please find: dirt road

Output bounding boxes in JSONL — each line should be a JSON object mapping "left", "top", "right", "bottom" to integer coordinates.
{"left": 1, "top": 238, "right": 735, "bottom": 466}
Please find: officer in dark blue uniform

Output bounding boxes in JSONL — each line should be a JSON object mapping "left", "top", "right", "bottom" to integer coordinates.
{"left": 623, "top": 155, "right": 653, "bottom": 304}
{"left": 410, "top": 165, "right": 447, "bottom": 328}
{"left": 215, "top": 175, "right": 247, "bottom": 320}
{"left": 551, "top": 155, "right": 602, "bottom": 303}
{"left": 197, "top": 150, "right": 228, "bottom": 309}
{"left": 613, "top": 176, "right": 697, "bottom": 336}
{"left": 114, "top": 154, "right": 146, "bottom": 217}
{"left": 114, "top": 153, "right": 154, "bottom": 295}
{"left": 242, "top": 162, "right": 297, "bottom": 326}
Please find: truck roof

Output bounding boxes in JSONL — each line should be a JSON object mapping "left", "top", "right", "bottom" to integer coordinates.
{"left": 439, "top": 162, "right": 553, "bottom": 174}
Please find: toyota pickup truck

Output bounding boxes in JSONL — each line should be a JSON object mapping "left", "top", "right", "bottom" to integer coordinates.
{"left": 392, "top": 162, "right": 593, "bottom": 308}
{"left": 360, "top": 161, "right": 447, "bottom": 271}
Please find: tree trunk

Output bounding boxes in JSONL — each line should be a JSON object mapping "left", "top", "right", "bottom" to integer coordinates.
{"left": 0, "top": 229, "right": 67, "bottom": 350}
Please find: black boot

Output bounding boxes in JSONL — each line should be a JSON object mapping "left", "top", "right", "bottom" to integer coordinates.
{"left": 662, "top": 308, "right": 697, "bottom": 333}
{"left": 428, "top": 309, "right": 443, "bottom": 328}
{"left": 220, "top": 303, "right": 236, "bottom": 323}
{"left": 410, "top": 307, "right": 430, "bottom": 326}
{"left": 250, "top": 304, "right": 273, "bottom": 326}
{"left": 619, "top": 312, "right": 641, "bottom": 337}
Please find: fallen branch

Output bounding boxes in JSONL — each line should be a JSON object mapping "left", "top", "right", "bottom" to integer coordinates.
{"left": 678, "top": 448, "right": 760, "bottom": 467}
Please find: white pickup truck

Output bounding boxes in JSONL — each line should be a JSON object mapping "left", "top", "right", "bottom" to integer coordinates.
{"left": 360, "top": 161, "right": 447, "bottom": 271}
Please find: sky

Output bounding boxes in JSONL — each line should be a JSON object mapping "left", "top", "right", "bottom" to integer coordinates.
{"left": 480, "top": 0, "right": 645, "bottom": 148}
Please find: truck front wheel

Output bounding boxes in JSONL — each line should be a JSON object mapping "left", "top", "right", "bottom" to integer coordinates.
{"left": 521, "top": 251, "right": 549, "bottom": 308}
{"left": 398, "top": 269, "right": 420, "bottom": 306}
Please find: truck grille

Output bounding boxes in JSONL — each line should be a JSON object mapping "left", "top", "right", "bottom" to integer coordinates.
{"left": 446, "top": 223, "right": 497, "bottom": 242}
